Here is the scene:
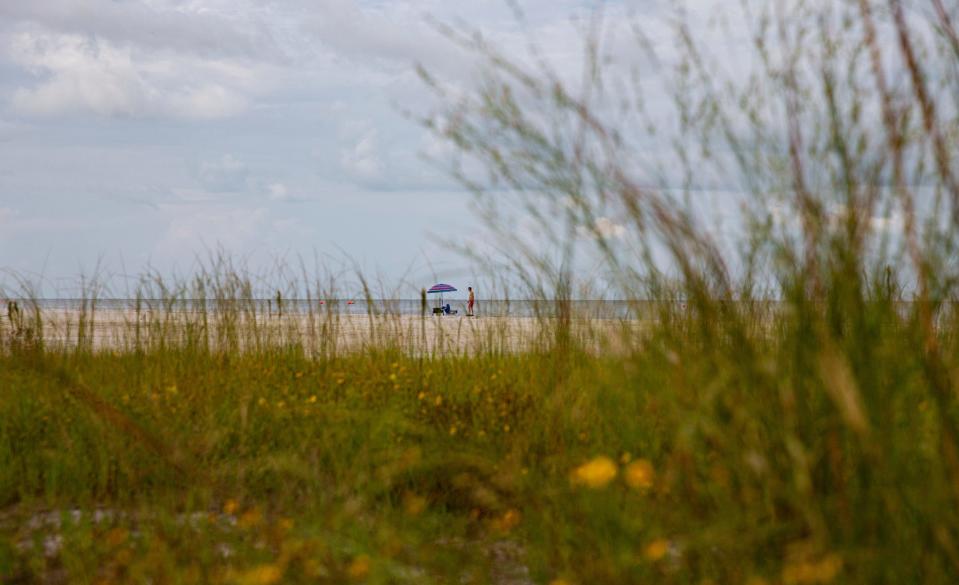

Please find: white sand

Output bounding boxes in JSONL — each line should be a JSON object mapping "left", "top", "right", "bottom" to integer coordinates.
{"left": 3, "top": 308, "right": 637, "bottom": 354}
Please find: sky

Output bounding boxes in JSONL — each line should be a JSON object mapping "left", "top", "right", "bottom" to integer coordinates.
{"left": 0, "top": 0, "right": 659, "bottom": 296}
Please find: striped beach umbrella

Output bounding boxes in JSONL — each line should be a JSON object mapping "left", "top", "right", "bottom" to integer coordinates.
{"left": 427, "top": 283, "right": 457, "bottom": 294}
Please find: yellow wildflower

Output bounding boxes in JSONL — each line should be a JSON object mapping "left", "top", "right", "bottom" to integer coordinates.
{"left": 223, "top": 499, "right": 239, "bottom": 515}
{"left": 347, "top": 555, "right": 371, "bottom": 580}
{"left": 238, "top": 508, "right": 262, "bottom": 529}
{"left": 236, "top": 564, "right": 283, "bottom": 585}
{"left": 403, "top": 492, "right": 426, "bottom": 516}
{"left": 277, "top": 517, "right": 294, "bottom": 534}
{"left": 644, "top": 538, "right": 670, "bottom": 561}
{"left": 492, "top": 508, "right": 521, "bottom": 532}
{"left": 624, "top": 459, "right": 655, "bottom": 490}
{"left": 571, "top": 456, "right": 618, "bottom": 488}
{"left": 307, "top": 395, "right": 317, "bottom": 403}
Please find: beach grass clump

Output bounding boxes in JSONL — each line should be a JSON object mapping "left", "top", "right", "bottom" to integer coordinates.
{"left": 4, "top": 0, "right": 959, "bottom": 582}
{"left": 0, "top": 276, "right": 958, "bottom": 583}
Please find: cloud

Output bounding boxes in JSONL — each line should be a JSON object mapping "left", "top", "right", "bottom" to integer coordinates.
{"left": 595, "top": 217, "right": 627, "bottom": 239}
{"left": 9, "top": 32, "right": 150, "bottom": 117}
{"left": 6, "top": 30, "right": 265, "bottom": 119}
{"left": 299, "top": 0, "right": 470, "bottom": 76}
{"left": 267, "top": 182, "right": 300, "bottom": 202}
{"left": 0, "top": 0, "right": 636, "bottom": 122}
{"left": 578, "top": 216, "right": 627, "bottom": 240}
{"left": 0, "top": 0, "right": 279, "bottom": 61}
{"left": 339, "top": 127, "right": 383, "bottom": 180}
{"left": 869, "top": 211, "right": 904, "bottom": 235}
{"left": 168, "top": 84, "right": 248, "bottom": 119}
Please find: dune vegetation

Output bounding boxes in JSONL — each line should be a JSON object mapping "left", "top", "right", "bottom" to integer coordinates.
{"left": 4, "top": 0, "right": 959, "bottom": 583}
{"left": 1, "top": 259, "right": 958, "bottom": 585}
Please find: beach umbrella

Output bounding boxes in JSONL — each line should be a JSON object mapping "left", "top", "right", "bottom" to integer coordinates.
{"left": 427, "top": 283, "right": 456, "bottom": 311}
{"left": 427, "top": 283, "right": 457, "bottom": 294}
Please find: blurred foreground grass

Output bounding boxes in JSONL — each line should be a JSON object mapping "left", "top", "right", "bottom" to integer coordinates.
{"left": 2, "top": 291, "right": 957, "bottom": 584}
{"left": 6, "top": 0, "right": 959, "bottom": 580}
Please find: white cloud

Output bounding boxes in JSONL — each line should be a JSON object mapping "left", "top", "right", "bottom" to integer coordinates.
{"left": 267, "top": 182, "right": 292, "bottom": 201}
{"left": 595, "top": 217, "right": 627, "bottom": 239}
{"left": 869, "top": 211, "right": 905, "bottom": 235}
{"left": 577, "top": 216, "right": 628, "bottom": 240}
{"left": 300, "top": 0, "right": 470, "bottom": 76}
{"left": 0, "top": 0, "right": 279, "bottom": 61}
{"left": 7, "top": 30, "right": 266, "bottom": 119}
{"left": 168, "top": 84, "right": 248, "bottom": 119}
{"left": 9, "top": 32, "right": 150, "bottom": 117}
{"left": 339, "top": 127, "right": 383, "bottom": 180}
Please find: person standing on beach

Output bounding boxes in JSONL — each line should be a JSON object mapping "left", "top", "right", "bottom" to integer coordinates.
{"left": 467, "top": 287, "right": 475, "bottom": 317}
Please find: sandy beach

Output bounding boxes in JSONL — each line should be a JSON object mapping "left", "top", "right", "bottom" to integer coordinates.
{"left": 4, "top": 307, "right": 637, "bottom": 354}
